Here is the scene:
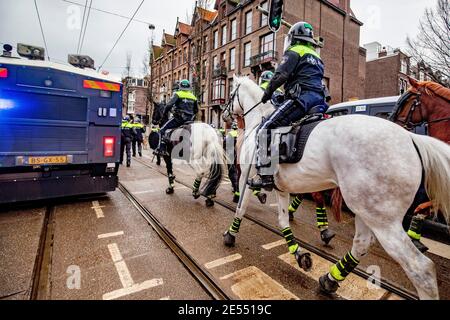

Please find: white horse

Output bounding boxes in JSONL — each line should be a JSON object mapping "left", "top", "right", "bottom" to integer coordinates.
{"left": 158, "top": 122, "right": 226, "bottom": 207}
{"left": 222, "top": 75, "right": 450, "bottom": 300}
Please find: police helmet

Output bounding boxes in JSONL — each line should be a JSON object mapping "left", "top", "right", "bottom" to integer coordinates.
{"left": 123, "top": 115, "right": 130, "bottom": 121}
{"left": 286, "top": 21, "right": 317, "bottom": 47}
{"left": 231, "top": 121, "right": 238, "bottom": 130}
{"left": 259, "top": 71, "right": 274, "bottom": 85}
{"left": 179, "top": 79, "right": 192, "bottom": 90}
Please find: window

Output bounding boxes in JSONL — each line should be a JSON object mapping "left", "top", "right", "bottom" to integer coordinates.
{"left": 401, "top": 59, "right": 408, "bottom": 74}
{"left": 212, "top": 56, "right": 218, "bottom": 69}
{"left": 230, "top": 19, "right": 237, "bottom": 41}
{"left": 245, "top": 11, "right": 252, "bottom": 35}
{"left": 419, "top": 71, "right": 425, "bottom": 81}
{"left": 212, "top": 78, "right": 226, "bottom": 102}
{"left": 128, "top": 101, "right": 135, "bottom": 114}
{"left": 203, "top": 35, "right": 208, "bottom": 53}
{"left": 244, "top": 42, "right": 251, "bottom": 67}
{"left": 328, "top": 109, "right": 348, "bottom": 117}
{"left": 183, "top": 48, "right": 187, "bottom": 63}
{"left": 137, "top": 79, "right": 143, "bottom": 87}
{"left": 260, "top": 32, "right": 274, "bottom": 53}
{"left": 399, "top": 78, "right": 408, "bottom": 95}
{"left": 229, "top": 48, "right": 235, "bottom": 70}
{"left": 228, "top": 78, "right": 234, "bottom": 97}
{"left": 213, "top": 30, "right": 219, "bottom": 49}
{"left": 222, "top": 25, "right": 227, "bottom": 45}
{"left": 260, "top": 1, "right": 268, "bottom": 27}
{"left": 128, "top": 91, "right": 136, "bottom": 102}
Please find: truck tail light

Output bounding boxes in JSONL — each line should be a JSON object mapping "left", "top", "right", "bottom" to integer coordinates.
{"left": 103, "top": 137, "right": 115, "bottom": 157}
{"left": 0, "top": 68, "right": 8, "bottom": 78}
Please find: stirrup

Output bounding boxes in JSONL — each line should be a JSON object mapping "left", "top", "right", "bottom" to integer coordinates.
{"left": 247, "top": 174, "right": 274, "bottom": 192}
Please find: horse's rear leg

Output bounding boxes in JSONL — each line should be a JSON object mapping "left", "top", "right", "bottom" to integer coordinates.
{"left": 319, "top": 216, "right": 374, "bottom": 295}
{"left": 277, "top": 191, "right": 312, "bottom": 272}
{"left": 192, "top": 175, "right": 202, "bottom": 199}
{"left": 369, "top": 223, "right": 438, "bottom": 299}
{"left": 311, "top": 192, "right": 336, "bottom": 245}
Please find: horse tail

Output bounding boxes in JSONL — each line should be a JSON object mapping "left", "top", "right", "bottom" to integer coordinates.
{"left": 410, "top": 133, "right": 450, "bottom": 223}
{"left": 330, "top": 188, "right": 343, "bottom": 223}
{"left": 201, "top": 128, "right": 227, "bottom": 197}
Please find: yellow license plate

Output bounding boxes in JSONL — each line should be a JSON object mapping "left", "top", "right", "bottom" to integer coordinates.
{"left": 28, "top": 156, "right": 68, "bottom": 165}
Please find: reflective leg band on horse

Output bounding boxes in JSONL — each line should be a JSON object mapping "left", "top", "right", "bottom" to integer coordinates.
{"left": 281, "top": 227, "right": 299, "bottom": 254}
{"left": 407, "top": 214, "right": 426, "bottom": 240}
{"left": 193, "top": 178, "right": 201, "bottom": 192}
{"left": 229, "top": 217, "right": 242, "bottom": 233}
{"left": 316, "top": 207, "right": 329, "bottom": 230}
{"left": 329, "top": 251, "right": 360, "bottom": 281}
{"left": 288, "top": 195, "right": 303, "bottom": 214}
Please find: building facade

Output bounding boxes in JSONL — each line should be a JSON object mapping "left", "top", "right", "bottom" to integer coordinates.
{"left": 150, "top": 0, "right": 365, "bottom": 127}
{"left": 364, "top": 42, "right": 435, "bottom": 99}
{"left": 122, "top": 77, "right": 151, "bottom": 122}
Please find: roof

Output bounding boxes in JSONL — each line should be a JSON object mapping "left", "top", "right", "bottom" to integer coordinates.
{"left": 163, "top": 33, "right": 176, "bottom": 46}
{"left": 328, "top": 96, "right": 400, "bottom": 111}
{"left": 197, "top": 7, "right": 218, "bottom": 22}
{"left": 152, "top": 45, "right": 163, "bottom": 60}
{"left": 0, "top": 56, "right": 121, "bottom": 83}
{"left": 177, "top": 22, "right": 192, "bottom": 36}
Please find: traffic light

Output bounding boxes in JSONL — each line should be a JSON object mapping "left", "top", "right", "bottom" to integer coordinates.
{"left": 268, "top": 0, "right": 284, "bottom": 33}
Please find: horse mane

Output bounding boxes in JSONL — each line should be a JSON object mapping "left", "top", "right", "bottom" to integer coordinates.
{"left": 412, "top": 81, "right": 450, "bottom": 101}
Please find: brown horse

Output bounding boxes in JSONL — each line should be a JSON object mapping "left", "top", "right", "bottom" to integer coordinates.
{"left": 389, "top": 77, "right": 450, "bottom": 252}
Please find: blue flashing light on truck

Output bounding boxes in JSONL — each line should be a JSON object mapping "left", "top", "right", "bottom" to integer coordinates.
{"left": 0, "top": 43, "right": 122, "bottom": 203}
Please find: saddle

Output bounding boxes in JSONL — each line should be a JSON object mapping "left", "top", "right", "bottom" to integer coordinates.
{"left": 275, "top": 113, "right": 325, "bottom": 164}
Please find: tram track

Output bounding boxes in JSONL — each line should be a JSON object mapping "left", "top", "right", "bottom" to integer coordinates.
{"left": 118, "top": 182, "right": 231, "bottom": 300}
{"left": 29, "top": 205, "right": 55, "bottom": 300}
{"left": 133, "top": 157, "right": 419, "bottom": 300}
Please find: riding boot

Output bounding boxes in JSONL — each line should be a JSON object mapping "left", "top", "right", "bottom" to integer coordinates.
{"left": 248, "top": 130, "right": 275, "bottom": 191}
{"left": 154, "top": 140, "right": 169, "bottom": 157}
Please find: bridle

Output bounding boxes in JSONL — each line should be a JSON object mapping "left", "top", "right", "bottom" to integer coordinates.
{"left": 391, "top": 91, "right": 450, "bottom": 131}
{"left": 223, "top": 84, "right": 262, "bottom": 121}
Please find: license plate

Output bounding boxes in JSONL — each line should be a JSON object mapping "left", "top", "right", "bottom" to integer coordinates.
{"left": 28, "top": 156, "right": 68, "bottom": 165}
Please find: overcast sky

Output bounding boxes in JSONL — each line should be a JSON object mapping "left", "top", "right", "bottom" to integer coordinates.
{"left": 0, "top": 0, "right": 437, "bottom": 78}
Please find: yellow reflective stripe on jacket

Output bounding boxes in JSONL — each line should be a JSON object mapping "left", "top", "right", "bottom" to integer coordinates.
{"left": 228, "top": 129, "right": 238, "bottom": 138}
{"left": 175, "top": 90, "right": 197, "bottom": 101}
{"left": 260, "top": 82, "right": 283, "bottom": 93}
{"left": 288, "top": 44, "right": 320, "bottom": 59}
{"left": 132, "top": 123, "right": 144, "bottom": 128}
{"left": 121, "top": 122, "right": 133, "bottom": 129}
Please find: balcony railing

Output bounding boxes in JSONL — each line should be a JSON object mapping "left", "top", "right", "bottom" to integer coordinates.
{"left": 212, "top": 66, "right": 228, "bottom": 78}
{"left": 250, "top": 50, "right": 278, "bottom": 67}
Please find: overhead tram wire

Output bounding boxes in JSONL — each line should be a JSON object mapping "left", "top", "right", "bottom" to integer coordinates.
{"left": 76, "top": 0, "right": 88, "bottom": 54}
{"left": 98, "top": 0, "right": 145, "bottom": 71}
{"left": 79, "top": 0, "right": 93, "bottom": 54}
{"left": 34, "top": 0, "right": 50, "bottom": 60}
{"left": 61, "top": 0, "right": 151, "bottom": 25}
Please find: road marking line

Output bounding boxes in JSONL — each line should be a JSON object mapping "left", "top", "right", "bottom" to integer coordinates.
{"left": 278, "top": 252, "right": 396, "bottom": 300}
{"left": 159, "top": 296, "right": 170, "bottom": 300}
{"left": 269, "top": 203, "right": 278, "bottom": 207}
{"left": 134, "top": 190, "right": 155, "bottom": 195}
{"left": 98, "top": 231, "right": 124, "bottom": 239}
{"left": 204, "top": 253, "right": 242, "bottom": 269}
{"left": 421, "top": 237, "right": 450, "bottom": 260}
{"left": 220, "top": 266, "right": 299, "bottom": 300}
{"left": 262, "top": 239, "right": 286, "bottom": 250}
{"left": 102, "top": 278, "right": 164, "bottom": 300}
{"left": 91, "top": 201, "right": 104, "bottom": 218}
{"left": 114, "top": 261, "right": 135, "bottom": 288}
{"left": 107, "top": 243, "right": 123, "bottom": 263}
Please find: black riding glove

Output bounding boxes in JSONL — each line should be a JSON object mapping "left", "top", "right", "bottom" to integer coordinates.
{"left": 261, "top": 91, "right": 272, "bottom": 104}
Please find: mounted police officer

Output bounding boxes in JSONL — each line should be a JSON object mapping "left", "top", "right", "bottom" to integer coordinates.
{"left": 259, "top": 70, "right": 285, "bottom": 108}
{"left": 131, "top": 117, "right": 145, "bottom": 157}
{"left": 249, "top": 21, "right": 329, "bottom": 190}
{"left": 154, "top": 79, "right": 198, "bottom": 156}
{"left": 120, "top": 115, "right": 133, "bottom": 167}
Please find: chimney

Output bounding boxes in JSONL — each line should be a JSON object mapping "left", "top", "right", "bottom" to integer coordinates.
{"left": 378, "top": 47, "right": 387, "bottom": 58}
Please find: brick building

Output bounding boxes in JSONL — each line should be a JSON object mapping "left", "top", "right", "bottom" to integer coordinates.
{"left": 150, "top": 0, "right": 365, "bottom": 127}
{"left": 364, "top": 42, "right": 435, "bottom": 99}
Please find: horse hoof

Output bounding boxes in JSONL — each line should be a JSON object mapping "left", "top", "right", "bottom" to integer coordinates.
{"left": 166, "top": 187, "right": 174, "bottom": 194}
{"left": 205, "top": 198, "right": 214, "bottom": 207}
{"left": 295, "top": 251, "right": 312, "bottom": 272}
{"left": 289, "top": 212, "right": 294, "bottom": 221}
{"left": 319, "top": 274, "right": 339, "bottom": 295}
{"left": 412, "top": 239, "right": 429, "bottom": 253}
{"left": 257, "top": 192, "right": 267, "bottom": 204}
{"left": 320, "top": 229, "right": 336, "bottom": 245}
{"left": 232, "top": 194, "right": 240, "bottom": 203}
{"left": 223, "top": 231, "right": 236, "bottom": 247}
{"left": 192, "top": 191, "right": 200, "bottom": 199}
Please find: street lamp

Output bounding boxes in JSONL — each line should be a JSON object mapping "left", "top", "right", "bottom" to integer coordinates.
{"left": 147, "top": 24, "right": 156, "bottom": 125}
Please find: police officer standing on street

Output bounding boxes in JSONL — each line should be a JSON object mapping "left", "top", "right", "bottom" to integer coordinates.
{"left": 132, "top": 117, "right": 146, "bottom": 157}
{"left": 154, "top": 79, "right": 198, "bottom": 156}
{"left": 249, "top": 21, "right": 329, "bottom": 190}
{"left": 120, "top": 115, "right": 133, "bottom": 167}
